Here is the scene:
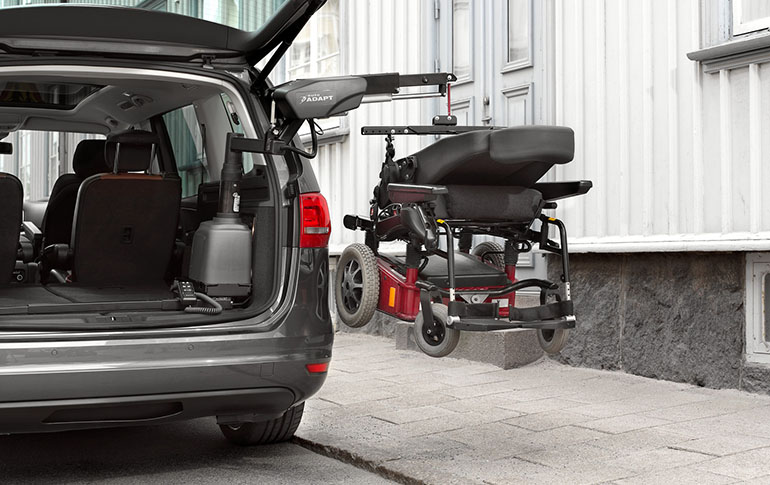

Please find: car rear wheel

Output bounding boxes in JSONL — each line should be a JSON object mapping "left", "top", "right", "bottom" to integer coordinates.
{"left": 335, "top": 243, "right": 379, "bottom": 328}
{"left": 219, "top": 402, "right": 304, "bottom": 446}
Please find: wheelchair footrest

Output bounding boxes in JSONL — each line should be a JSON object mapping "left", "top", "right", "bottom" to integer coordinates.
{"left": 509, "top": 300, "right": 573, "bottom": 322}
{"left": 452, "top": 316, "right": 575, "bottom": 332}
{"left": 446, "top": 300, "right": 575, "bottom": 332}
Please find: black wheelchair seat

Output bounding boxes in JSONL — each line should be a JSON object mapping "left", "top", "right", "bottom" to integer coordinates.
{"left": 410, "top": 125, "right": 574, "bottom": 187}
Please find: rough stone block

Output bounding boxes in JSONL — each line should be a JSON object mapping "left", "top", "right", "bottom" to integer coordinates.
{"left": 395, "top": 321, "right": 543, "bottom": 369}
{"left": 620, "top": 252, "right": 744, "bottom": 389}
{"left": 548, "top": 252, "right": 745, "bottom": 390}
{"left": 548, "top": 253, "right": 623, "bottom": 370}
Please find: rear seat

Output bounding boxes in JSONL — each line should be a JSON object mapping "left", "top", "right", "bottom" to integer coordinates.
{"left": 0, "top": 173, "right": 22, "bottom": 284}
{"left": 41, "top": 139, "right": 109, "bottom": 247}
{"left": 69, "top": 131, "right": 181, "bottom": 286}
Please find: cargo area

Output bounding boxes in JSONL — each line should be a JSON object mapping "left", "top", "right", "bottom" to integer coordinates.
{"left": 0, "top": 67, "right": 282, "bottom": 326}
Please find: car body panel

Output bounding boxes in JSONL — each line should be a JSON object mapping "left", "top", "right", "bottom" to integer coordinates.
{"left": 0, "top": 34, "right": 334, "bottom": 433}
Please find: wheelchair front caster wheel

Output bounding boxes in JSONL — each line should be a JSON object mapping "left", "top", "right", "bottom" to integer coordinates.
{"left": 537, "top": 328, "right": 569, "bottom": 355}
{"left": 414, "top": 303, "right": 460, "bottom": 358}
{"left": 335, "top": 243, "right": 379, "bottom": 328}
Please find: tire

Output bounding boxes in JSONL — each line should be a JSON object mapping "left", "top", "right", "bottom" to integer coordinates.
{"left": 414, "top": 303, "right": 460, "bottom": 358}
{"left": 335, "top": 243, "right": 379, "bottom": 328}
{"left": 537, "top": 328, "right": 570, "bottom": 355}
{"left": 471, "top": 241, "right": 505, "bottom": 270}
{"left": 220, "top": 403, "right": 305, "bottom": 446}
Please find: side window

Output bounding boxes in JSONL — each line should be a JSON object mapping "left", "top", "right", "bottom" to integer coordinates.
{"left": 219, "top": 93, "right": 260, "bottom": 175}
{"left": 163, "top": 105, "right": 209, "bottom": 198}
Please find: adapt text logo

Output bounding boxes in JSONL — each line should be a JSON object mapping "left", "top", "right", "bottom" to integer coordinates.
{"left": 299, "top": 93, "right": 335, "bottom": 103}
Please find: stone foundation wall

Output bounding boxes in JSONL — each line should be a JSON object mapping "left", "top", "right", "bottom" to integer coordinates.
{"left": 552, "top": 252, "right": 761, "bottom": 390}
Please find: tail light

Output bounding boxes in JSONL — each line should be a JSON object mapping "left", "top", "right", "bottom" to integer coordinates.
{"left": 299, "top": 192, "right": 331, "bottom": 248}
{"left": 306, "top": 362, "right": 329, "bottom": 374}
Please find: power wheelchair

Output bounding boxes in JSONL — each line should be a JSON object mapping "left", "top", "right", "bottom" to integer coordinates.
{"left": 336, "top": 118, "right": 592, "bottom": 357}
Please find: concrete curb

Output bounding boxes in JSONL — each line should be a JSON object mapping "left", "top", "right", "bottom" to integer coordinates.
{"left": 292, "top": 436, "right": 423, "bottom": 485}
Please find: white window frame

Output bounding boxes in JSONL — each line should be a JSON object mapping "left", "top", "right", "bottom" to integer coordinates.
{"left": 732, "top": 0, "right": 770, "bottom": 36}
{"left": 502, "top": 0, "right": 533, "bottom": 73}
{"left": 746, "top": 252, "right": 770, "bottom": 364}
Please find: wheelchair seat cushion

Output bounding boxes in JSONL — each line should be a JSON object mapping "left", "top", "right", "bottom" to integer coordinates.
{"left": 440, "top": 185, "right": 544, "bottom": 222}
{"left": 411, "top": 126, "right": 574, "bottom": 187}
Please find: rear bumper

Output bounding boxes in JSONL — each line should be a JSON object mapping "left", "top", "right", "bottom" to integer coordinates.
{"left": 0, "top": 333, "right": 332, "bottom": 434}
{"left": 0, "top": 388, "right": 295, "bottom": 435}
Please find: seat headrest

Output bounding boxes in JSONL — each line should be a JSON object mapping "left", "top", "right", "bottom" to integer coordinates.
{"left": 105, "top": 130, "right": 159, "bottom": 173}
{"left": 72, "top": 139, "right": 109, "bottom": 179}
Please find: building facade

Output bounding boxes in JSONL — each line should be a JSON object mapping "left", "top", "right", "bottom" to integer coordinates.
{"left": 297, "top": 0, "right": 770, "bottom": 392}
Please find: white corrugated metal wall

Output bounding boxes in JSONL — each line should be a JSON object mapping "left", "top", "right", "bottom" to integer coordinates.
{"left": 317, "top": 0, "right": 770, "bottom": 255}
{"left": 307, "top": 0, "right": 437, "bottom": 254}
{"left": 552, "top": 0, "right": 770, "bottom": 252}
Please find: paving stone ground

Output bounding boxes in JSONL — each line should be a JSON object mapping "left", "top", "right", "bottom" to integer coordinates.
{"left": 296, "top": 333, "right": 770, "bottom": 485}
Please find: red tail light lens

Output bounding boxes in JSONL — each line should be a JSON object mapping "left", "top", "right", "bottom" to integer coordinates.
{"left": 299, "top": 192, "right": 331, "bottom": 248}
{"left": 306, "top": 362, "right": 329, "bottom": 374}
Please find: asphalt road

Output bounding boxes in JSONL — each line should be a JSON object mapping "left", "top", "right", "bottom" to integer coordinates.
{"left": 0, "top": 418, "right": 393, "bottom": 484}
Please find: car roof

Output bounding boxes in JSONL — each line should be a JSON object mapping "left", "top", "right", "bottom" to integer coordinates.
{"left": 0, "top": 1, "right": 325, "bottom": 65}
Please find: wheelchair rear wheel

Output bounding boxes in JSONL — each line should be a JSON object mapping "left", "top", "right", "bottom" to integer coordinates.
{"left": 414, "top": 303, "right": 460, "bottom": 357}
{"left": 335, "top": 243, "right": 379, "bottom": 328}
{"left": 537, "top": 328, "right": 569, "bottom": 355}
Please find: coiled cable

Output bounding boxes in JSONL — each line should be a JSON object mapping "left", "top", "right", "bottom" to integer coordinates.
{"left": 184, "top": 292, "right": 223, "bottom": 315}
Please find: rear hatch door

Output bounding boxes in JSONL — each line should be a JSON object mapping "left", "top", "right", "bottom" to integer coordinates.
{"left": 0, "top": 0, "right": 324, "bottom": 66}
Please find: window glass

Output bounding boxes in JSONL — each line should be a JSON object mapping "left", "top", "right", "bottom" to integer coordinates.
{"left": 287, "top": 0, "right": 340, "bottom": 79}
{"left": 219, "top": 93, "right": 260, "bottom": 174}
{"left": 317, "top": 0, "right": 340, "bottom": 76}
{"left": 0, "top": 130, "right": 103, "bottom": 201}
{"left": 452, "top": 0, "right": 471, "bottom": 81}
{"left": 507, "top": 0, "right": 529, "bottom": 64}
{"left": 163, "top": 105, "right": 209, "bottom": 198}
{"left": 733, "top": 0, "right": 770, "bottom": 35}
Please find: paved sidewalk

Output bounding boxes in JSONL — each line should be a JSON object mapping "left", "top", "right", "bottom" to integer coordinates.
{"left": 296, "top": 333, "right": 770, "bottom": 484}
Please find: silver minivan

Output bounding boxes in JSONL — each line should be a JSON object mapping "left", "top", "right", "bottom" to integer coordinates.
{"left": 0, "top": 0, "right": 334, "bottom": 445}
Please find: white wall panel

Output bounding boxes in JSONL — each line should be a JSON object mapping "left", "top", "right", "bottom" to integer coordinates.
{"left": 312, "top": 0, "right": 436, "bottom": 254}
{"left": 553, "top": 0, "right": 770, "bottom": 252}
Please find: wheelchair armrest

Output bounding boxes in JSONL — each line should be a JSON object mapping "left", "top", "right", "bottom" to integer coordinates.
{"left": 387, "top": 183, "right": 448, "bottom": 204}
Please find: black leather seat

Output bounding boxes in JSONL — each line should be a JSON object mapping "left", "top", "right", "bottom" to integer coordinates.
{"left": 41, "top": 139, "right": 109, "bottom": 247}
{"left": 69, "top": 131, "right": 181, "bottom": 285}
{"left": 411, "top": 126, "right": 574, "bottom": 187}
{"left": 0, "top": 173, "right": 22, "bottom": 284}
